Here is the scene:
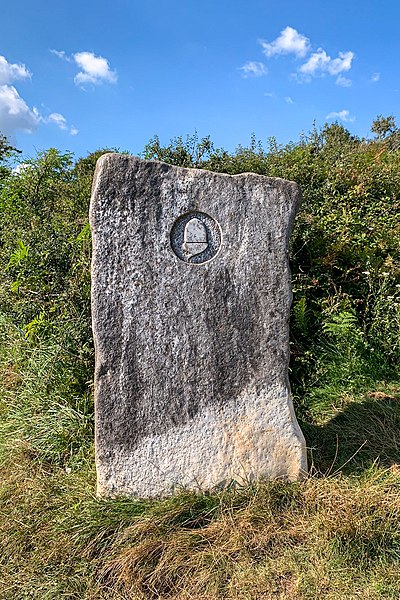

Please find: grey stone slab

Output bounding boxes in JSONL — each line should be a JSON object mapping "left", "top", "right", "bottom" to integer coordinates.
{"left": 90, "top": 154, "right": 307, "bottom": 498}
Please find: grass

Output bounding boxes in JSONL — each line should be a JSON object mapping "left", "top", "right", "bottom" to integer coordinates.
{"left": 0, "top": 315, "right": 93, "bottom": 466}
{"left": 1, "top": 448, "right": 400, "bottom": 599}
{"left": 1, "top": 307, "right": 400, "bottom": 599}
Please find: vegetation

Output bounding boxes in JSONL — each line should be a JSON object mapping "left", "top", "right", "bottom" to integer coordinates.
{"left": 0, "top": 119, "right": 399, "bottom": 598}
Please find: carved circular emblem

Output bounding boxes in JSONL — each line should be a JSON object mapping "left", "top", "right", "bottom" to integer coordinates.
{"left": 170, "top": 211, "right": 222, "bottom": 264}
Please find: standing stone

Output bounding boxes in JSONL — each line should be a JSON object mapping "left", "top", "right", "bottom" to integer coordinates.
{"left": 90, "top": 154, "right": 307, "bottom": 498}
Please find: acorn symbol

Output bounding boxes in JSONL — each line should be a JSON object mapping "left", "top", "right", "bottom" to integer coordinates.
{"left": 183, "top": 217, "right": 208, "bottom": 257}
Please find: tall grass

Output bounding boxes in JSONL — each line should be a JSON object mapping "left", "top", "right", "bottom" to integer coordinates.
{"left": 1, "top": 450, "right": 399, "bottom": 599}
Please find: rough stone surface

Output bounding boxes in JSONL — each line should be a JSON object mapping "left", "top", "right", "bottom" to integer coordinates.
{"left": 90, "top": 154, "right": 308, "bottom": 498}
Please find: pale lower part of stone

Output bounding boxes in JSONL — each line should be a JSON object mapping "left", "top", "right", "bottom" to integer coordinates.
{"left": 96, "top": 384, "right": 307, "bottom": 498}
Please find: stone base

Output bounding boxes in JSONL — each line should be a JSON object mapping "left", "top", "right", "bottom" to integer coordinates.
{"left": 96, "top": 384, "right": 307, "bottom": 498}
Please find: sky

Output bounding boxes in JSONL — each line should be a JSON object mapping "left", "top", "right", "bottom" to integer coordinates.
{"left": 1, "top": 0, "right": 399, "bottom": 160}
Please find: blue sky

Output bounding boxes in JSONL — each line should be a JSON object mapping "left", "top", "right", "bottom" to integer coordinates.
{"left": 1, "top": 0, "right": 399, "bottom": 159}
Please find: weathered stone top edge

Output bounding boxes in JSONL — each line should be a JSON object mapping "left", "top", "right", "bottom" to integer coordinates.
{"left": 93, "top": 152, "right": 301, "bottom": 192}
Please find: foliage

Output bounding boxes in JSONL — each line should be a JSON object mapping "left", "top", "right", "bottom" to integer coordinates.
{"left": 142, "top": 131, "right": 216, "bottom": 168}
{"left": 0, "top": 133, "right": 20, "bottom": 181}
{"left": 0, "top": 121, "right": 400, "bottom": 598}
{"left": 371, "top": 114, "right": 397, "bottom": 140}
{"left": 0, "top": 146, "right": 110, "bottom": 465}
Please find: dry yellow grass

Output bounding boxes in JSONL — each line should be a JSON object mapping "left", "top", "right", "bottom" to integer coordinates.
{"left": 1, "top": 446, "right": 399, "bottom": 599}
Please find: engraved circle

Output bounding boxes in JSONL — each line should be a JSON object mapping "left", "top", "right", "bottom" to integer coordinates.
{"left": 170, "top": 212, "right": 222, "bottom": 264}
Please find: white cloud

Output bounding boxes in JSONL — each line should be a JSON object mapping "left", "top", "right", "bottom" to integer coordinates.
{"left": 260, "top": 26, "right": 310, "bottom": 58}
{"left": 0, "top": 84, "right": 40, "bottom": 137}
{"left": 46, "top": 112, "right": 68, "bottom": 130}
{"left": 255, "top": 27, "right": 355, "bottom": 87}
{"left": 51, "top": 48, "right": 117, "bottom": 87}
{"left": 73, "top": 51, "right": 117, "bottom": 86}
{"left": 264, "top": 92, "right": 275, "bottom": 97}
{"left": 0, "top": 55, "right": 31, "bottom": 85}
{"left": 336, "top": 74, "right": 352, "bottom": 87}
{"left": 285, "top": 96, "right": 294, "bottom": 104}
{"left": 299, "top": 49, "right": 354, "bottom": 79}
{"left": 299, "top": 48, "right": 329, "bottom": 74}
{"left": 240, "top": 61, "right": 268, "bottom": 77}
{"left": 370, "top": 72, "right": 380, "bottom": 83}
{"left": 329, "top": 51, "right": 354, "bottom": 75}
{"left": 42, "top": 112, "right": 78, "bottom": 136}
{"left": 326, "top": 109, "right": 355, "bottom": 123}
{"left": 0, "top": 55, "right": 77, "bottom": 140}
{"left": 49, "top": 49, "right": 71, "bottom": 62}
